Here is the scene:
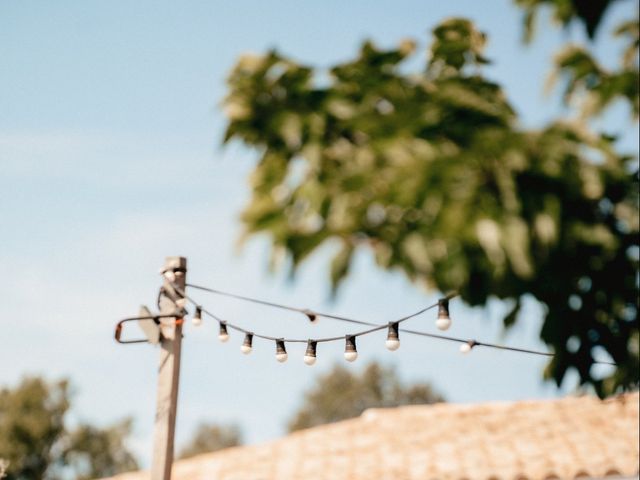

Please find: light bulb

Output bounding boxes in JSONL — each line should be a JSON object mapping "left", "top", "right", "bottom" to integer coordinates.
{"left": 303, "top": 340, "right": 317, "bottom": 366}
{"left": 192, "top": 306, "right": 203, "bottom": 327}
{"left": 275, "top": 339, "right": 288, "bottom": 363}
{"left": 460, "top": 340, "right": 476, "bottom": 354}
{"left": 435, "top": 317, "right": 451, "bottom": 331}
{"left": 385, "top": 339, "right": 400, "bottom": 351}
{"left": 436, "top": 298, "right": 451, "bottom": 331}
{"left": 163, "top": 270, "right": 176, "bottom": 282}
{"left": 241, "top": 333, "right": 253, "bottom": 354}
{"left": 386, "top": 322, "right": 400, "bottom": 351}
{"left": 344, "top": 335, "right": 358, "bottom": 362}
{"left": 218, "top": 323, "right": 230, "bottom": 343}
{"left": 344, "top": 351, "right": 358, "bottom": 362}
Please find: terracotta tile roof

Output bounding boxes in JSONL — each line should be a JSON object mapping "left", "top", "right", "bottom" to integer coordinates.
{"left": 106, "top": 392, "right": 639, "bottom": 480}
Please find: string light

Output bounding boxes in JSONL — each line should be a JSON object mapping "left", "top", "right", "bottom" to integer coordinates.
{"left": 344, "top": 335, "right": 358, "bottom": 362}
{"left": 192, "top": 306, "right": 203, "bottom": 326}
{"left": 218, "top": 322, "right": 230, "bottom": 343}
{"left": 241, "top": 333, "right": 253, "bottom": 354}
{"left": 275, "top": 339, "right": 288, "bottom": 363}
{"left": 460, "top": 340, "right": 476, "bottom": 354}
{"left": 141, "top": 278, "right": 618, "bottom": 367}
{"left": 187, "top": 282, "right": 457, "bottom": 326}
{"left": 385, "top": 322, "right": 400, "bottom": 351}
{"left": 304, "top": 340, "right": 317, "bottom": 365}
{"left": 436, "top": 298, "right": 451, "bottom": 331}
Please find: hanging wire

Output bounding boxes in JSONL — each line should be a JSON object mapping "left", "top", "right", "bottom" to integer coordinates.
{"left": 177, "top": 281, "right": 617, "bottom": 365}
{"left": 170, "top": 279, "right": 439, "bottom": 343}
{"left": 186, "top": 283, "right": 384, "bottom": 326}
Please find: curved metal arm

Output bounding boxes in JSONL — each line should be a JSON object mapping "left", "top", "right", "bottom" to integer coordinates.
{"left": 114, "top": 314, "right": 180, "bottom": 344}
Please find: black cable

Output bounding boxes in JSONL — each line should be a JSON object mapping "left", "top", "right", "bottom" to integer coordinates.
{"left": 170, "top": 280, "right": 439, "bottom": 343}
{"left": 180, "top": 281, "right": 617, "bottom": 365}
{"left": 187, "top": 282, "right": 455, "bottom": 326}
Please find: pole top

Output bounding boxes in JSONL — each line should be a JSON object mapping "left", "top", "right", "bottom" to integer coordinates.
{"left": 164, "top": 256, "right": 187, "bottom": 270}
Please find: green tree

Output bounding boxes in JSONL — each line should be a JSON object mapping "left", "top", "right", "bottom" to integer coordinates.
{"left": 64, "top": 420, "right": 138, "bottom": 480}
{"left": 0, "top": 376, "right": 138, "bottom": 480}
{"left": 287, "top": 362, "right": 444, "bottom": 432}
{"left": 222, "top": 4, "right": 639, "bottom": 397}
{"left": 0, "top": 377, "right": 68, "bottom": 480}
{"left": 178, "top": 423, "right": 242, "bottom": 459}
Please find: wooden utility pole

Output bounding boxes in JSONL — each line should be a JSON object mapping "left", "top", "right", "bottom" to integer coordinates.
{"left": 151, "top": 256, "right": 186, "bottom": 480}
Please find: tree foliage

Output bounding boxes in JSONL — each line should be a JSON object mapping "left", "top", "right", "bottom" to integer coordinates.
{"left": 0, "top": 377, "right": 69, "bottom": 480}
{"left": 0, "top": 377, "right": 138, "bottom": 480}
{"left": 516, "top": 0, "right": 626, "bottom": 40}
{"left": 287, "top": 362, "right": 444, "bottom": 432}
{"left": 222, "top": 5, "right": 639, "bottom": 397}
{"left": 64, "top": 420, "right": 138, "bottom": 480}
{"left": 178, "top": 423, "right": 243, "bottom": 459}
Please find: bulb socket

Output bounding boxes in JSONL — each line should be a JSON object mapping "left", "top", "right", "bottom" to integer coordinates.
{"left": 303, "top": 309, "right": 317, "bottom": 323}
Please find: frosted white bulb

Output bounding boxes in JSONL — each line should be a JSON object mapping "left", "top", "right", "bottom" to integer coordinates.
{"left": 192, "top": 316, "right": 202, "bottom": 327}
{"left": 175, "top": 298, "right": 187, "bottom": 308}
{"left": 303, "top": 355, "right": 317, "bottom": 366}
{"left": 344, "top": 351, "right": 358, "bottom": 362}
{"left": 218, "top": 333, "right": 230, "bottom": 343}
{"left": 460, "top": 342, "right": 472, "bottom": 354}
{"left": 163, "top": 271, "right": 176, "bottom": 282}
{"left": 241, "top": 334, "right": 253, "bottom": 354}
{"left": 436, "top": 317, "right": 451, "bottom": 331}
{"left": 385, "top": 339, "right": 400, "bottom": 351}
{"left": 276, "top": 353, "right": 288, "bottom": 363}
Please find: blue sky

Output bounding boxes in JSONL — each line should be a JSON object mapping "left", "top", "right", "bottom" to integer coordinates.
{"left": 1, "top": 0, "right": 637, "bottom": 467}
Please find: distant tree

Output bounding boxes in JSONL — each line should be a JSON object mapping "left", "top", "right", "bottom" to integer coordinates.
{"left": 0, "top": 377, "right": 69, "bottom": 480}
{"left": 64, "top": 419, "right": 138, "bottom": 480}
{"left": 0, "top": 376, "right": 138, "bottom": 480}
{"left": 287, "top": 362, "right": 444, "bottom": 432}
{"left": 178, "top": 423, "right": 243, "bottom": 459}
{"left": 222, "top": 2, "right": 639, "bottom": 396}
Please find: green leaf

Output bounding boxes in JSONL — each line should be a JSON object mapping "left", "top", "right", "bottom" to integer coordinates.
{"left": 503, "top": 298, "right": 521, "bottom": 329}
{"left": 330, "top": 242, "right": 355, "bottom": 293}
